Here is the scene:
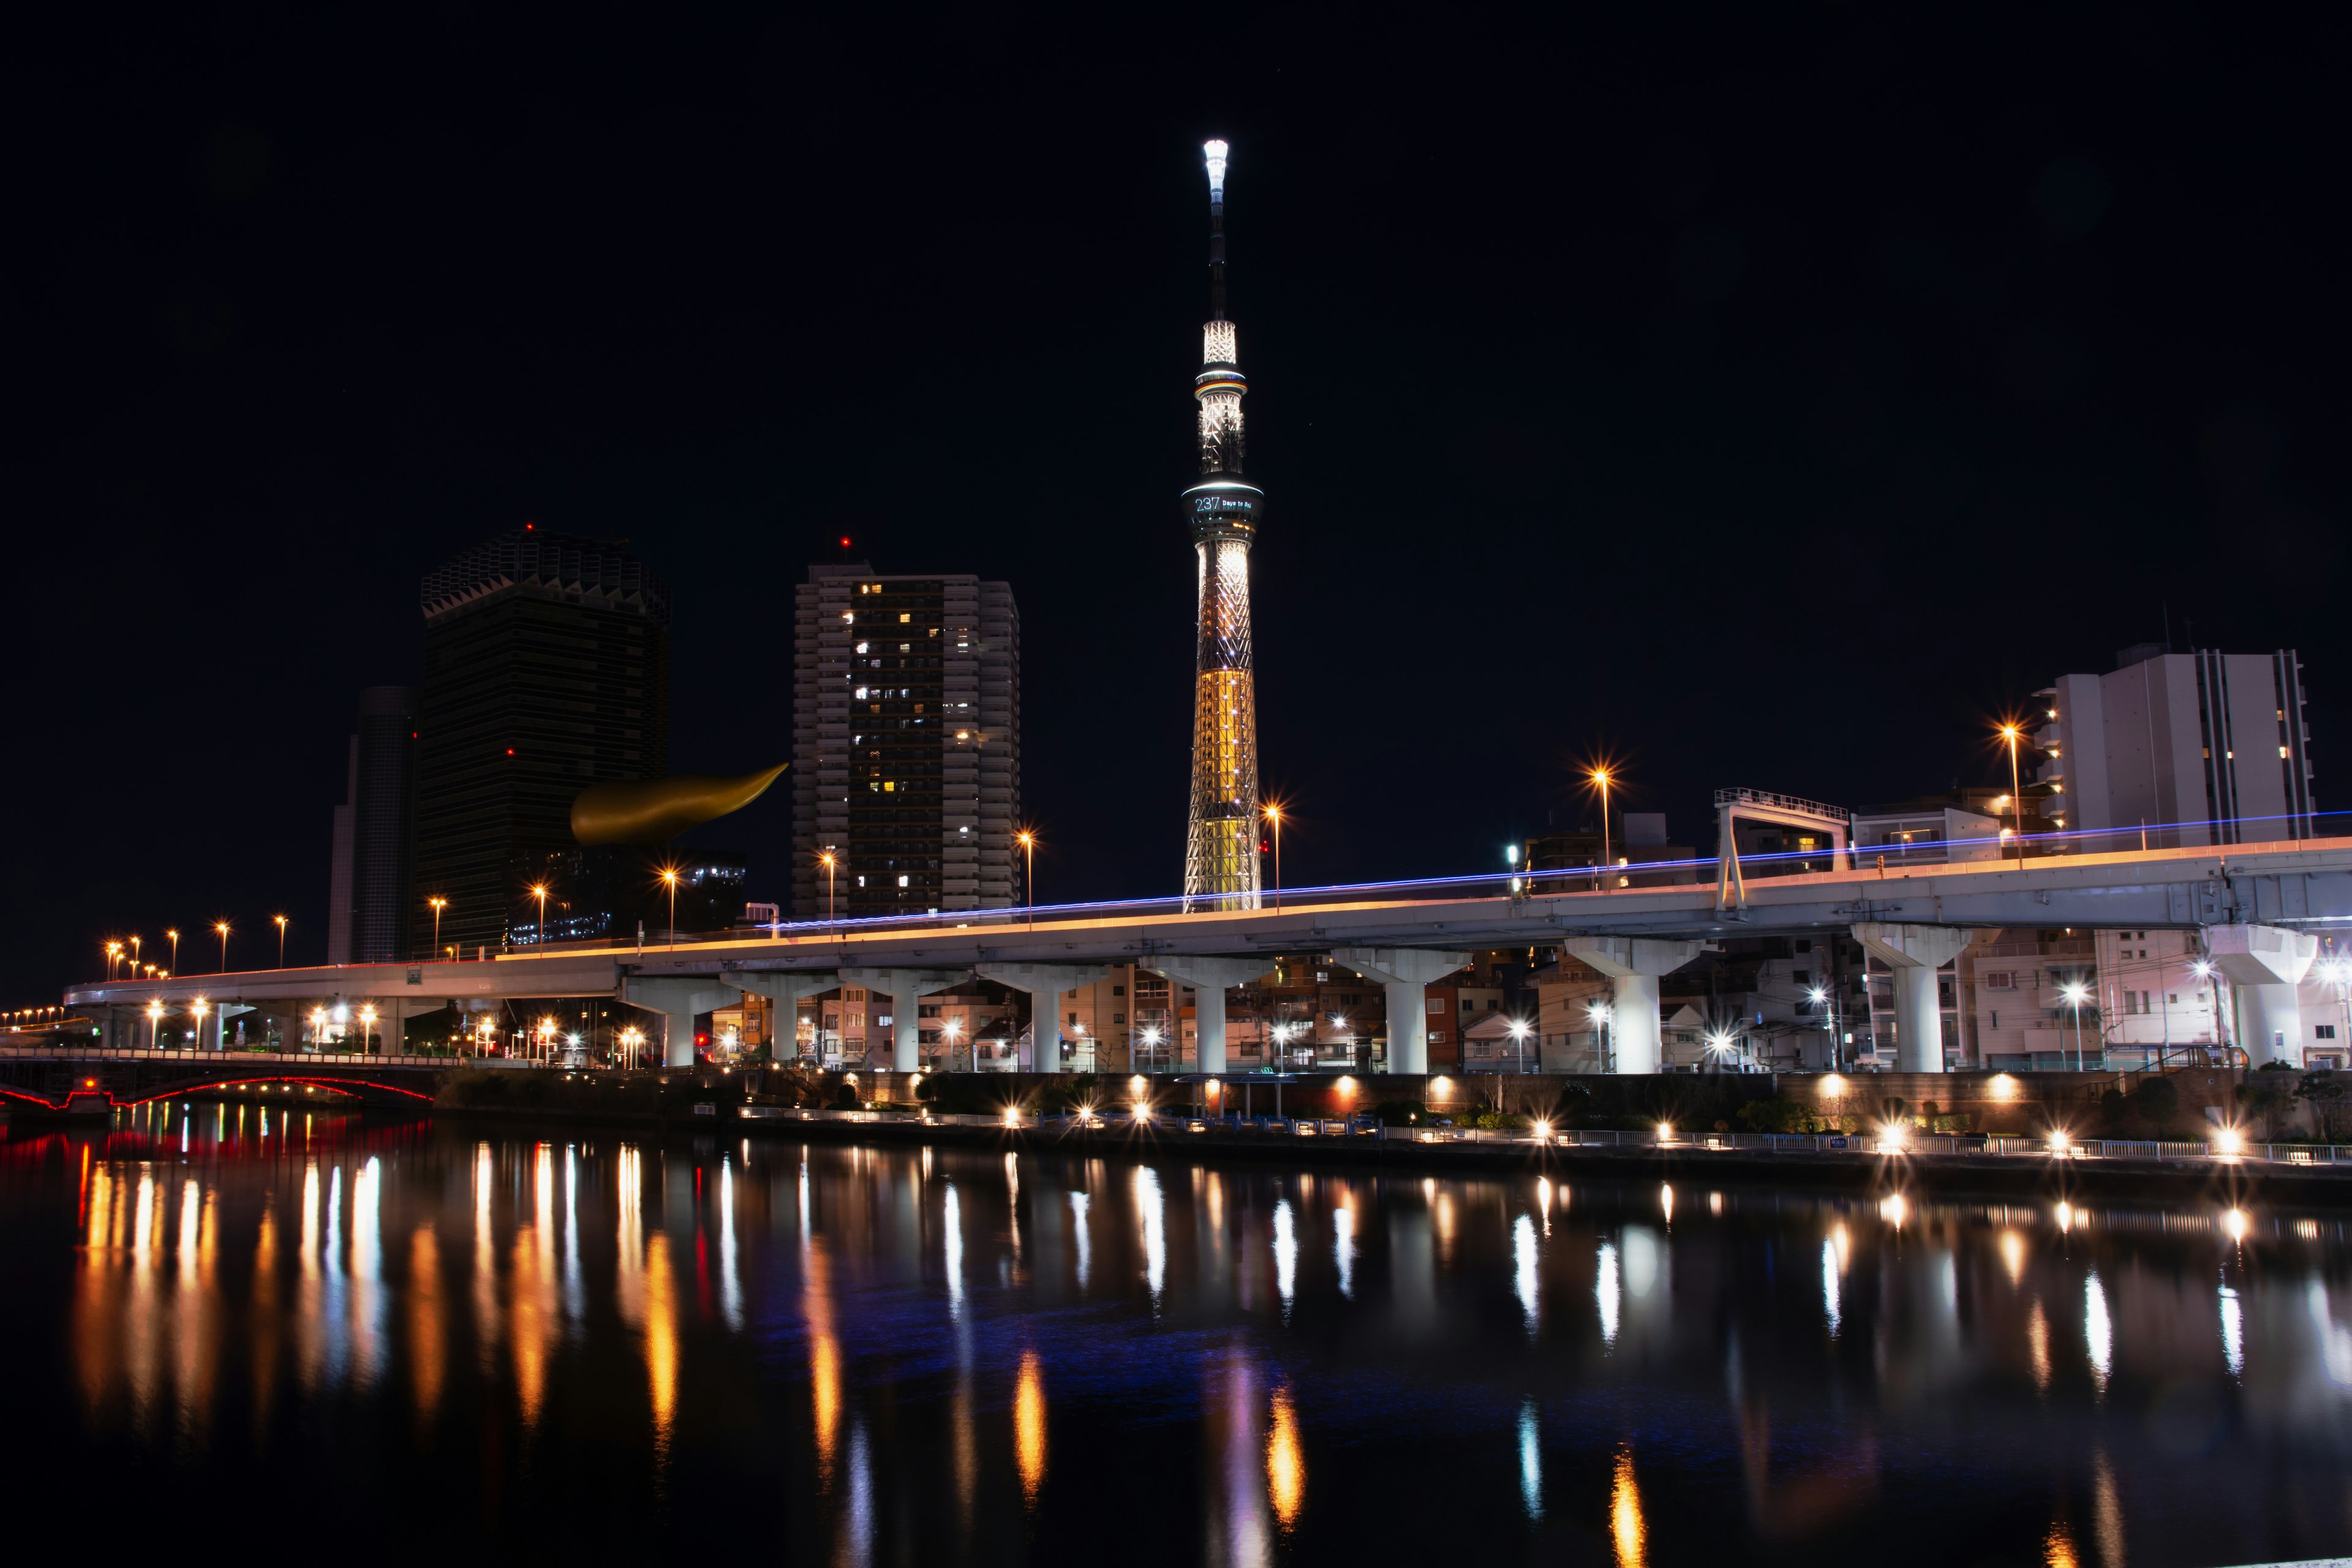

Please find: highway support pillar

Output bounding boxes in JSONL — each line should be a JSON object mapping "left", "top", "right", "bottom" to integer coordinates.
{"left": 840, "top": 968, "right": 971, "bottom": 1072}
{"left": 1562, "top": 938, "right": 1706, "bottom": 1074}
{"left": 2204, "top": 924, "right": 2318, "bottom": 1067}
{"left": 624, "top": 977, "right": 745, "bottom": 1069}
{"left": 1851, "top": 924, "right": 1972, "bottom": 1072}
{"left": 734, "top": 973, "right": 840, "bottom": 1065}
{"left": 1330, "top": 949, "right": 1471, "bottom": 1076}
{"left": 1140, "top": 959, "right": 1278, "bottom": 1075}
{"left": 973, "top": 964, "right": 1117, "bottom": 1071}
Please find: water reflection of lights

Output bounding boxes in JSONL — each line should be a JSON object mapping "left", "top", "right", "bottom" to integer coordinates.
{"left": 2054, "top": 1201, "right": 2076, "bottom": 1234}
{"left": 1134, "top": 1167, "right": 1166, "bottom": 1306}
{"left": 1513, "top": 1214, "right": 1539, "bottom": 1336}
{"left": 2219, "top": 1283, "right": 2244, "bottom": 1377}
{"left": 1272, "top": 1199, "right": 1297, "bottom": 1312}
{"left": 1596, "top": 1241, "right": 1621, "bottom": 1348}
{"left": 2223, "top": 1207, "right": 2250, "bottom": 1243}
{"left": 943, "top": 1183, "right": 964, "bottom": 1313}
{"left": 1822, "top": 1237, "right": 1842, "bottom": 1338}
{"left": 1333, "top": 1205, "right": 1356, "bottom": 1300}
{"left": 409, "top": 1224, "right": 443, "bottom": 1423}
{"left": 1068, "top": 1191, "right": 1091, "bottom": 1291}
{"left": 1536, "top": 1178, "right": 1553, "bottom": 1235}
{"left": 1610, "top": 1446, "right": 1646, "bottom": 1568}
{"left": 1266, "top": 1382, "right": 1303, "bottom": 1529}
{"left": 1014, "top": 1349, "right": 1046, "bottom": 1504}
{"left": 1999, "top": 1229, "right": 2027, "bottom": 1285}
{"left": 2084, "top": 1272, "right": 2113, "bottom": 1395}
{"left": 2028, "top": 1298, "right": 2052, "bottom": 1391}
{"left": 2045, "top": 1520, "right": 2080, "bottom": 1568}
{"left": 1658, "top": 1183, "right": 1674, "bottom": 1224}
{"left": 1879, "top": 1193, "right": 1908, "bottom": 1230}
{"left": 1517, "top": 1397, "right": 1542, "bottom": 1520}
{"left": 646, "top": 1230, "right": 680, "bottom": 1458}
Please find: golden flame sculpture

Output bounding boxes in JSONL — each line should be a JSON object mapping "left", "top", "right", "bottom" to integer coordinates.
{"left": 569, "top": 763, "right": 787, "bottom": 846}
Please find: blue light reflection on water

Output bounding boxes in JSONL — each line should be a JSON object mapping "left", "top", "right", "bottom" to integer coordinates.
{"left": 10, "top": 1106, "right": 2352, "bottom": 1565}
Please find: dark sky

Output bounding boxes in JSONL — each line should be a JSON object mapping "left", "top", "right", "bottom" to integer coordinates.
{"left": 7, "top": 5, "right": 2348, "bottom": 997}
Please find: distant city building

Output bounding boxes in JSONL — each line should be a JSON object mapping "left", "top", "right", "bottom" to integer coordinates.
{"left": 1849, "top": 803, "right": 2002, "bottom": 867}
{"left": 792, "top": 565, "right": 1019, "bottom": 921}
{"left": 410, "top": 527, "right": 671, "bottom": 956}
{"left": 510, "top": 846, "right": 745, "bottom": 945}
{"left": 325, "top": 685, "right": 418, "bottom": 964}
{"left": 2038, "top": 643, "right": 2316, "bottom": 848}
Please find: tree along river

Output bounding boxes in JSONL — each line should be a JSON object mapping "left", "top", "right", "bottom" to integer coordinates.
{"left": 4, "top": 1104, "right": 2350, "bottom": 1566}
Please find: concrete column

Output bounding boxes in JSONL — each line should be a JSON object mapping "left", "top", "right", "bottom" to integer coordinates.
{"left": 623, "top": 978, "right": 744, "bottom": 1068}
{"left": 839, "top": 968, "right": 971, "bottom": 1072}
{"left": 1142, "top": 959, "right": 1275, "bottom": 1076}
{"left": 1561, "top": 938, "right": 1706, "bottom": 1074}
{"left": 1330, "top": 949, "right": 1471, "bottom": 1076}
{"left": 972, "top": 964, "right": 1115, "bottom": 1072}
{"left": 1851, "top": 924, "right": 1972, "bottom": 1072}
{"left": 2206, "top": 924, "right": 2318, "bottom": 1066}
{"left": 736, "top": 972, "right": 839, "bottom": 1065}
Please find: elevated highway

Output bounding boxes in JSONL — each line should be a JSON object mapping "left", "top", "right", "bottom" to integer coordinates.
{"left": 59, "top": 837, "right": 2352, "bottom": 1076}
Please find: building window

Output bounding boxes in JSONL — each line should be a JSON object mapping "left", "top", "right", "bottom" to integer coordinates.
{"left": 1427, "top": 997, "right": 1444, "bottom": 1015}
{"left": 1983, "top": 971, "right": 2016, "bottom": 990}
{"left": 2320, "top": 1025, "right": 2340, "bottom": 1041}
{"left": 1113, "top": 1013, "right": 1126, "bottom": 1025}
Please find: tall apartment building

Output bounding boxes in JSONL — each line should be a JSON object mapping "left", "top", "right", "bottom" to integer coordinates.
{"left": 410, "top": 527, "right": 671, "bottom": 957}
{"left": 792, "top": 564, "right": 1019, "bottom": 919}
{"left": 2038, "top": 644, "right": 2316, "bottom": 848}
{"left": 325, "top": 685, "right": 419, "bottom": 963}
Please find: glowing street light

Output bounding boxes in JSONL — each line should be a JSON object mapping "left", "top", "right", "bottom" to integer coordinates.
{"left": 659, "top": 867, "right": 680, "bottom": 948}
{"left": 167, "top": 928, "right": 179, "bottom": 974}
{"left": 428, "top": 897, "right": 447, "bottom": 957}
{"left": 129, "top": 933, "right": 140, "bottom": 973}
{"left": 942, "top": 1016, "right": 965, "bottom": 1072}
{"left": 1262, "top": 802, "right": 1284, "bottom": 909}
{"left": 1016, "top": 829, "right": 1038, "bottom": 929}
{"left": 1999, "top": 723, "right": 2027, "bottom": 869}
{"left": 214, "top": 921, "right": 232, "bottom": 973}
{"left": 273, "top": 914, "right": 288, "bottom": 968}
{"left": 1507, "top": 1017, "right": 1533, "bottom": 1074}
{"left": 1590, "top": 767, "right": 1614, "bottom": 889}
{"left": 146, "top": 1000, "right": 163, "bottom": 1050}
{"left": 2059, "top": 978, "right": 2092, "bottom": 1071}
{"left": 529, "top": 884, "right": 551, "bottom": 948}
{"left": 104, "top": 940, "right": 121, "bottom": 979}
{"left": 190, "top": 997, "right": 209, "bottom": 1050}
{"left": 1139, "top": 1024, "right": 1163, "bottom": 1073}
{"left": 819, "top": 851, "right": 837, "bottom": 932}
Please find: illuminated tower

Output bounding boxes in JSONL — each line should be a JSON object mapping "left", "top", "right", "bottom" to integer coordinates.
{"left": 1182, "top": 138, "right": 1266, "bottom": 908}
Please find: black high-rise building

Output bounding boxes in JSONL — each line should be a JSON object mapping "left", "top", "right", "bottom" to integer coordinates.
{"left": 326, "top": 685, "right": 420, "bottom": 963}
{"left": 411, "top": 526, "right": 671, "bottom": 957}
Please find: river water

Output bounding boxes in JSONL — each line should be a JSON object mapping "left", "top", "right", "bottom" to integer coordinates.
{"left": 6, "top": 1104, "right": 2352, "bottom": 1566}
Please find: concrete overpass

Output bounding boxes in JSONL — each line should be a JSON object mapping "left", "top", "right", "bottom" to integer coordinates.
{"left": 61, "top": 838, "right": 2352, "bottom": 1075}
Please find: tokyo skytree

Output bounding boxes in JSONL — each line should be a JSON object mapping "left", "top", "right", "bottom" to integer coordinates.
{"left": 1181, "top": 138, "right": 1266, "bottom": 908}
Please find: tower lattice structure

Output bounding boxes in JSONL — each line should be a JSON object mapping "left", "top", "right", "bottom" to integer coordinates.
{"left": 1182, "top": 140, "right": 1266, "bottom": 909}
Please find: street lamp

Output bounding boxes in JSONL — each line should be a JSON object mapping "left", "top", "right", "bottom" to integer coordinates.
{"left": 274, "top": 914, "right": 288, "bottom": 968}
{"left": 659, "top": 867, "right": 680, "bottom": 949}
{"left": 360, "top": 1005, "right": 379, "bottom": 1056}
{"left": 529, "top": 884, "right": 551, "bottom": 947}
{"left": 428, "top": 897, "right": 447, "bottom": 957}
{"left": 190, "top": 997, "right": 209, "bottom": 1050}
{"left": 943, "top": 1016, "right": 964, "bottom": 1072}
{"left": 129, "top": 934, "right": 141, "bottom": 973}
{"left": 105, "top": 940, "right": 121, "bottom": 979}
{"left": 146, "top": 1000, "right": 163, "bottom": 1050}
{"left": 1140, "top": 1025, "right": 1163, "bottom": 1074}
{"left": 1016, "top": 829, "right": 1037, "bottom": 929}
{"left": 214, "top": 921, "right": 232, "bottom": 973}
{"left": 1507, "top": 1017, "right": 1532, "bottom": 1075}
{"left": 819, "top": 852, "right": 837, "bottom": 932}
{"left": 1999, "top": 723, "right": 2027, "bottom": 869}
{"left": 309, "top": 1007, "right": 327, "bottom": 1051}
{"left": 167, "top": 928, "right": 179, "bottom": 974}
{"left": 1262, "top": 802, "right": 1284, "bottom": 909}
{"left": 2060, "top": 979, "right": 2091, "bottom": 1071}
{"left": 1590, "top": 767, "right": 1614, "bottom": 889}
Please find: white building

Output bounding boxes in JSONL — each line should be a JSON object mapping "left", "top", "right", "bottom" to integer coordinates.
{"left": 2038, "top": 644, "right": 2316, "bottom": 850}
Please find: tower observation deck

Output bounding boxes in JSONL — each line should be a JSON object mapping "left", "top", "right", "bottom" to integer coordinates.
{"left": 1182, "top": 138, "right": 1266, "bottom": 908}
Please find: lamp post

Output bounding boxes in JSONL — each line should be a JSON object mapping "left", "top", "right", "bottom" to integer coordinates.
{"left": 428, "top": 897, "right": 446, "bottom": 957}
{"left": 2000, "top": 724, "right": 2027, "bottom": 869}
{"left": 2060, "top": 979, "right": 2090, "bottom": 1071}
{"left": 129, "top": 934, "right": 141, "bottom": 973}
{"left": 819, "top": 852, "right": 837, "bottom": 932}
{"left": 530, "top": 883, "right": 550, "bottom": 948}
{"left": 1508, "top": 1018, "right": 1532, "bottom": 1075}
{"left": 361, "top": 1005, "right": 378, "bottom": 1057}
{"left": 660, "top": 868, "right": 680, "bottom": 949}
{"left": 190, "top": 997, "right": 209, "bottom": 1051}
{"left": 1016, "top": 830, "right": 1037, "bottom": 929}
{"left": 167, "top": 929, "right": 179, "bottom": 975}
{"left": 273, "top": 914, "right": 288, "bottom": 968}
{"left": 1140, "top": 1025, "right": 1163, "bottom": 1075}
{"left": 147, "top": 1001, "right": 163, "bottom": 1050}
{"left": 1809, "top": 985, "right": 1839, "bottom": 1072}
{"left": 215, "top": 921, "right": 231, "bottom": 973}
{"left": 1591, "top": 768, "right": 1614, "bottom": 889}
{"left": 943, "top": 1016, "right": 964, "bottom": 1073}
{"left": 105, "top": 941, "right": 121, "bottom": 979}
{"left": 310, "top": 1007, "right": 327, "bottom": 1052}
{"left": 1263, "top": 803, "right": 1283, "bottom": 910}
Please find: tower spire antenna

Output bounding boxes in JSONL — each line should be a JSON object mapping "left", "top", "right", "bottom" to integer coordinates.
{"left": 1181, "top": 137, "right": 1265, "bottom": 911}
{"left": 1204, "top": 138, "right": 1230, "bottom": 321}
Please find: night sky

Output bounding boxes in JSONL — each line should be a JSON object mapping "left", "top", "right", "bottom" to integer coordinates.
{"left": 7, "top": 6, "right": 2348, "bottom": 996}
